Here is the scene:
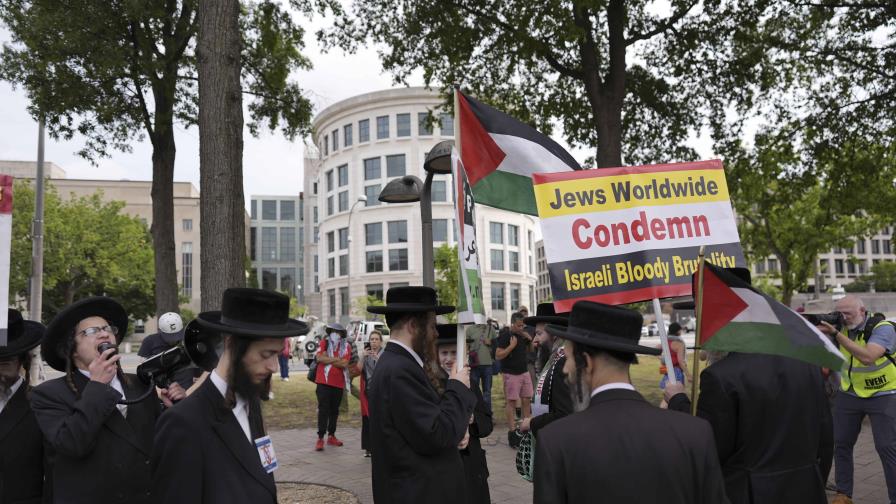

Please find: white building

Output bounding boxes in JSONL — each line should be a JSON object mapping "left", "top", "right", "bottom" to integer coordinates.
{"left": 249, "top": 194, "right": 304, "bottom": 303}
{"left": 534, "top": 239, "right": 552, "bottom": 304}
{"left": 303, "top": 87, "right": 538, "bottom": 324}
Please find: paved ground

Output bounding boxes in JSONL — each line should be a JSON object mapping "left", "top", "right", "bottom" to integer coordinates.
{"left": 271, "top": 418, "right": 887, "bottom": 504}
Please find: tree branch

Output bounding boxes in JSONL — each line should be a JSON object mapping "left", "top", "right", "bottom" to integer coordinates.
{"left": 127, "top": 22, "right": 155, "bottom": 138}
{"left": 625, "top": 1, "right": 697, "bottom": 46}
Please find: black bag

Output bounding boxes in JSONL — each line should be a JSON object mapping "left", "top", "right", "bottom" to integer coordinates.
{"left": 307, "top": 360, "right": 318, "bottom": 382}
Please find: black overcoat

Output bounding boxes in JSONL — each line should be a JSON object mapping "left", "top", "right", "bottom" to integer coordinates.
{"left": 0, "top": 384, "right": 44, "bottom": 504}
{"left": 529, "top": 355, "right": 572, "bottom": 435}
{"left": 151, "top": 378, "right": 276, "bottom": 504}
{"left": 668, "top": 352, "right": 832, "bottom": 504}
{"left": 368, "top": 343, "right": 476, "bottom": 504}
{"left": 535, "top": 388, "right": 729, "bottom": 504}
{"left": 439, "top": 373, "right": 493, "bottom": 504}
{"left": 30, "top": 373, "right": 159, "bottom": 504}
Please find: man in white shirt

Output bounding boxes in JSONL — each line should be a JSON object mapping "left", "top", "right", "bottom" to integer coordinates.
{"left": 151, "top": 288, "right": 309, "bottom": 504}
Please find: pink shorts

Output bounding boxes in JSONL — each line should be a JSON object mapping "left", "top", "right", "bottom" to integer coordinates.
{"left": 502, "top": 372, "right": 533, "bottom": 401}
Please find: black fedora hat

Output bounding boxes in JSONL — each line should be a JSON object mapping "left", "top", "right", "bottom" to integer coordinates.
{"left": 195, "top": 288, "right": 309, "bottom": 338}
{"left": 547, "top": 301, "right": 661, "bottom": 356}
{"left": 42, "top": 297, "right": 129, "bottom": 372}
{"left": 0, "top": 309, "right": 45, "bottom": 359}
{"left": 367, "top": 286, "right": 454, "bottom": 315}
{"left": 436, "top": 323, "right": 459, "bottom": 346}
{"left": 523, "top": 303, "right": 569, "bottom": 327}
{"left": 675, "top": 266, "right": 753, "bottom": 310}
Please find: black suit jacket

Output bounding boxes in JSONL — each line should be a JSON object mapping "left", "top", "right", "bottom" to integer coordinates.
{"left": 529, "top": 355, "right": 572, "bottom": 435}
{"left": 368, "top": 343, "right": 476, "bottom": 504}
{"left": 668, "top": 353, "right": 832, "bottom": 504}
{"left": 535, "top": 388, "right": 728, "bottom": 504}
{"left": 0, "top": 384, "right": 44, "bottom": 504}
{"left": 30, "top": 373, "right": 159, "bottom": 504}
{"left": 438, "top": 372, "right": 493, "bottom": 504}
{"left": 151, "top": 378, "right": 276, "bottom": 504}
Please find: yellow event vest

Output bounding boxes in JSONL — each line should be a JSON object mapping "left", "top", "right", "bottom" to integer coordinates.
{"left": 840, "top": 318, "right": 896, "bottom": 398}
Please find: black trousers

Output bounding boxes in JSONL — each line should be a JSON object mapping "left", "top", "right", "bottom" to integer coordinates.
{"left": 316, "top": 383, "right": 343, "bottom": 438}
{"left": 361, "top": 414, "right": 370, "bottom": 451}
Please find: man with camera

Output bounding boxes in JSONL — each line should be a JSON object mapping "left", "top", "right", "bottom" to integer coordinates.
{"left": 152, "top": 288, "right": 309, "bottom": 504}
{"left": 816, "top": 294, "right": 896, "bottom": 504}
{"left": 495, "top": 311, "right": 533, "bottom": 447}
{"left": 31, "top": 297, "right": 184, "bottom": 504}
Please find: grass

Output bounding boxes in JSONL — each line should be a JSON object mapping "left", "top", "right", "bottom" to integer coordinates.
{"left": 262, "top": 355, "right": 685, "bottom": 432}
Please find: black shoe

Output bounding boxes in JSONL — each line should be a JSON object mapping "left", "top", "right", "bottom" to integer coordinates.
{"left": 364, "top": 450, "right": 372, "bottom": 458}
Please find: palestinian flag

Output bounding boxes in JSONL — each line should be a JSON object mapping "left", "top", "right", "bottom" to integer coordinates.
{"left": 698, "top": 263, "right": 844, "bottom": 369}
{"left": 457, "top": 90, "right": 581, "bottom": 215}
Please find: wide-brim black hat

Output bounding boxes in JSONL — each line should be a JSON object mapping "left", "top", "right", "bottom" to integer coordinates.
{"left": 0, "top": 309, "right": 45, "bottom": 359}
{"left": 436, "top": 323, "right": 459, "bottom": 346}
{"left": 523, "top": 302, "right": 569, "bottom": 327}
{"left": 547, "top": 300, "right": 661, "bottom": 356}
{"left": 42, "top": 297, "right": 129, "bottom": 372}
{"left": 194, "top": 288, "right": 309, "bottom": 339}
{"left": 674, "top": 267, "right": 752, "bottom": 311}
{"left": 367, "top": 286, "right": 454, "bottom": 315}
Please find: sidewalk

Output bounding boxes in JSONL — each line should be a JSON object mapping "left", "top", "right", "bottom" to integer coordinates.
{"left": 271, "top": 419, "right": 887, "bottom": 504}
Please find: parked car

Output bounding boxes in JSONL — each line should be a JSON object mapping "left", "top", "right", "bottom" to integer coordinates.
{"left": 641, "top": 325, "right": 649, "bottom": 337}
{"left": 648, "top": 321, "right": 670, "bottom": 336}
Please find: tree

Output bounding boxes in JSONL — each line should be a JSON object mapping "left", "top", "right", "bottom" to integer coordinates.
{"left": 434, "top": 243, "right": 459, "bottom": 323}
{"left": 353, "top": 294, "right": 384, "bottom": 321}
{"left": 0, "top": 0, "right": 333, "bottom": 316}
{"left": 11, "top": 181, "right": 155, "bottom": 323}
{"left": 852, "top": 261, "right": 896, "bottom": 293}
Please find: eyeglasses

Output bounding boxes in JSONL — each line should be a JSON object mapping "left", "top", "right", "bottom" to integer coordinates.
{"left": 77, "top": 325, "right": 119, "bottom": 338}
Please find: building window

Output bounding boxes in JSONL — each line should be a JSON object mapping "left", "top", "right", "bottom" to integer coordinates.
{"left": 491, "top": 282, "right": 505, "bottom": 311}
{"left": 344, "top": 124, "right": 353, "bottom": 147}
{"left": 366, "top": 222, "right": 383, "bottom": 245}
{"left": 490, "top": 222, "right": 503, "bottom": 244}
{"left": 338, "top": 227, "right": 348, "bottom": 250}
{"left": 389, "top": 249, "right": 409, "bottom": 270}
{"left": 326, "top": 170, "right": 334, "bottom": 192}
{"left": 262, "top": 200, "right": 277, "bottom": 220}
{"left": 327, "top": 231, "right": 335, "bottom": 253}
{"left": 328, "top": 257, "right": 336, "bottom": 278}
{"left": 250, "top": 200, "right": 257, "bottom": 219}
{"left": 418, "top": 112, "right": 432, "bottom": 135}
{"left": 313, "top": 206, "right": 318, "bottom": 224}
{"left": 182, "top": 242, "right": 193, "bottom": 297}
{"left": 323, "top": 134, "right": 329, "bottom": 156}
{"left": 338, "top": 191, "right": 349, "bottom": 212}
{"left": 276, "top": 200, "right": 292, "bottom": 221}
{"left": 364, "top": 157, "right": 381, "bottom": 180}
{"left": 279, "top": 268, "right": 295, "bottom": 295}
{"left": 508, "top": 225, "right": 519, "bottom": 246}
{"left": 328, "top": 289, "right": 336, "bottom": 317}
{"left": 386, "top": 154, "right": 406, "bottom": 177}
{"left": 756, "top": 260, "right": 766, "bottom": 274}
{"left": 366, "top": 251, "right": 384, "bottom": 272}
{"left": 440, "top": 113, "right": 454, "bottom": 136}
{"left": 388, "top": 220, "right": 408, "bottom": 243}
{"left": 432, "top": 180, "right": 447, "bottom": 202}
{"left": 339, "top": 254, "right": 348, "bottom": 276}
{"left": 340, "top": 287, "right": 350, "bottom": 316}
{"left": 365, "top": 185, "right": 381, "bottom": 206}
{"left": 338, "top": 164, "right": 348, "bottom": 187}
{"left": 885, "top": 240, "right": 892, "bottom": 254}
{"left": 847, "top": 261, "right": 856, "bottom": 275}
{"left": 768, "top": 258, "right": 779, "bottom": 273}
{"left": 280, "top": 228, "right": 296, "bottom": 261}
{"left": 835, "top": 259, "right": 845, "bottom": 275}
{"left": 262, "top": 268, "right": 277, "bottom": 291}
{"left": 249, "top": 227, "right": 256, "bottom": 261}
{"left": 509, "top": 251, "right": 519, "bottom": 272}
{"left": 857, "top": 239, "right": 866, "bottom": 254}
{"left": 491, "top": 249, "right": 504, "bottom": 270}
{"left": 396, "top": 113, "right": 411, "bottom": 137}
{"left": 182, "top": 218, "right": 193, "bottom": 231}
{"left": 510, "top": 283, "right": 521, "bottom": 310}
{"left": 332, "top": 129, "right": 339, "bottom": 151}
{"left": 872, "top": 239, "right": 881, "bottom": 254}
{"left": 327, "top": 196, "right": 334, "bottom": 216}
{"left": 528, "top": 230, "right": 533, "bottom": 250}
{"left": 261, "top": 227, "right": 277, "bottom": 261}
{"left": 376, "top": 115, "right": 389, "bottom": 139}
{"left": 359, "top": 119, "right": 370, "bottom": 142}
{"left": 367, "top": 283, "right": 384, "bottom": 300}
{"left": 433, "top": 219, "right": 448, "bottom": 242}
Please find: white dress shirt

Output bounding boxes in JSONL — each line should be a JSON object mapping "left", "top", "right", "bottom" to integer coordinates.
{"left": 79, "top": 369, "right": 128, "bottom": 417}
{"left": 591, "top": 382, "right": 636, "bottom": 398}
{"left": 210, "top": 370, "right": 252, "bottom": 443}
{"left": 0, "top": 376, "right": 23, "bottom": 415}
{"left": 388, "top": 339, "right": 424, "bottom": 368}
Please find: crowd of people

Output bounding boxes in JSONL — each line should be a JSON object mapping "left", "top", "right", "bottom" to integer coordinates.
{"left": 1, "top": 276, "right": 894, "bottom": 504}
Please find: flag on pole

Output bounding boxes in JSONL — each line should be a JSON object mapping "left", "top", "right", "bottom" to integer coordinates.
{"left": 697, "top": 263, "right": 845, "bottom": 369}
{"left": 456, "top": 90, "right": 581, "bottom": 215}
{"left": 452, "top": 147, "right": 486, "bottom": 324}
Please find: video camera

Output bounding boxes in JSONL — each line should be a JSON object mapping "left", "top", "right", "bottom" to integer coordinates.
{"left": 136, "top": 346, "right": 193, "bottom": 389}
{"left": 802, "top": 312, "right": 845, "bottom": 332}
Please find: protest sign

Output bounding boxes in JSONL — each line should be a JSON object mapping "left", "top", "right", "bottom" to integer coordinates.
{"left": 452, "top": 147, "right": 486, "bottom": 324}
{"left": 533, "top": 159, "right": 744, "bottom": 311}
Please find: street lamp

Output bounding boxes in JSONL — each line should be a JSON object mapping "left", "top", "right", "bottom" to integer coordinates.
{"left": 378, "top": 141, "right": 454, "bottom": 288}
{"left": 346, "top": 195, "right": 367, "bottom": 322}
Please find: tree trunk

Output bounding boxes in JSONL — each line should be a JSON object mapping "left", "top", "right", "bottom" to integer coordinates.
{"left": 197, "top": 0, "right": 246, "bottom": 311}
{"left": 150, "top": 122, "right": 180, "bottom": 316}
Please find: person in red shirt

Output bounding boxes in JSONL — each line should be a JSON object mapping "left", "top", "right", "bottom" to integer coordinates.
{"left": 314, "top": 323, "right": 352, "bottom": 451}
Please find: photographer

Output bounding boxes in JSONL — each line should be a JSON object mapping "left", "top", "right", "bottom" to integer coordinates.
{"left": 31, "top": 297, "right": 184, "bottom": 504}
{"left": 137, "top": 312, "right": 202, "bottom": 392}
{"left": 313, "top": 322, "right": 352, "bottom": 451}
{"left": 816, "top": 295, "right": 896, "bottom": 504}
{"left": 495, "top": 311, "right": 533, "bottom": 448}
{"left": 356, "top": 330, "right": 383, "bottom": 457}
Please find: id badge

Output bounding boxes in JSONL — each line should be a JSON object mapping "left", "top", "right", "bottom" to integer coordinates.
{"left": 255, "top": 435, "right": 279, "bottom": 473}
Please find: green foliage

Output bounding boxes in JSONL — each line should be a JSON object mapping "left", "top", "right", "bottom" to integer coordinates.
{"left": 179, "top": 307, "right": 196, "bottom": 323}
{"left": 851, "top": 261, "right": 896, "bottom": 292}
{"left": 11, "top": 180, "right": 156, "bottom": 323}
{"left": 751, "top": 275, "right": 783, "bottom": 303}
{"left": 352, "top": 295, "right": 383, "bottom": 321}
{"left": 434, "top": 244, "right": 459, "bottom": 323}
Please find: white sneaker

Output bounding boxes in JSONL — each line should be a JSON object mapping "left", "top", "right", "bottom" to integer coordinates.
{"left": 283, "top": 377, "right": 289, "bottom": 382}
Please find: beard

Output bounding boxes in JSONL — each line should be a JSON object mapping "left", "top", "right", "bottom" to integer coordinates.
{"left": 566, "top": 368, "right": 592, "bottom": 413}
{"left": 232, "top": 360, "right": 272, "bottom": 402}
{"left": 411, "top": 323, "right": 431, "bottom": 358}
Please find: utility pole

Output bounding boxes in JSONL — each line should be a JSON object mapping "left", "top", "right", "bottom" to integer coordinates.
{"left": 29, "top": 118, "right": 46, "bottom": 384}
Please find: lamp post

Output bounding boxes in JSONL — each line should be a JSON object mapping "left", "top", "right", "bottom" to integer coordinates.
{"left": 378, "top": 140, "right": 454, "bottom": 288}
{"left": 346, "top": 195, "right": 367, "bottom": 322}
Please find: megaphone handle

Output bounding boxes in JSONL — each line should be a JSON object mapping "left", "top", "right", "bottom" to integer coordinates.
{"left": 116, "top": 378, "right": 158, "bottom": 405}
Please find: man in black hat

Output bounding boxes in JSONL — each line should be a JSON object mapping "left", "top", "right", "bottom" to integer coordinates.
{"left": 518, "top": 303, "right": 572, "bottom": 437}
{"left": 534, "top": 300, "right": 728, "bottom": 503}
{"left": 31, "top": 297, "right": 181, "bottom": 504}
{"left": 0, "top": 309, "right": 46, "bottom": 504}
{"left": 151, "top": 288, "right": 308, "bottom": 504}
{"left": 664, "top": 267, "right": 832, "bottom": 504}
{"left": 366, "top": 286, "right": 477, "bottom": 504}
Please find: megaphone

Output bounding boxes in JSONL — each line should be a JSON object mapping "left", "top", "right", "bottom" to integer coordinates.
{"left": 183, "top": 319, "right": 222, "bottom": 372}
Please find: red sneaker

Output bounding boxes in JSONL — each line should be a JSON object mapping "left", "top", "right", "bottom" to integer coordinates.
{"left": 327, "top": 435, "right": 344, "bottom": 447}
{"left": 315, "top": 438, "right": 324, "bottom": 451}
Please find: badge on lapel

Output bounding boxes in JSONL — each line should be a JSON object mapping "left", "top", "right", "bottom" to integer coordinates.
{"left": 255, "top": 435, "right": 278, "bottom": 473}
